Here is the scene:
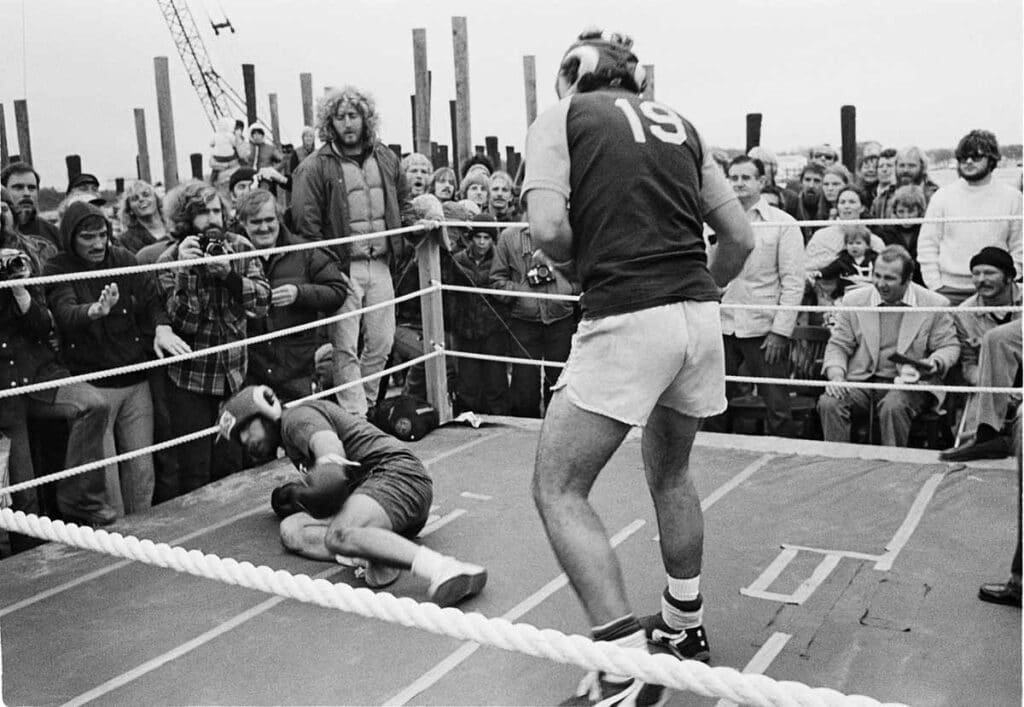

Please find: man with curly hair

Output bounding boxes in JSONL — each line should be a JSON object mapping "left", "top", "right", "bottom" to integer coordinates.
{"left": 291, "top": 87, "right": 415, "bottom": 416}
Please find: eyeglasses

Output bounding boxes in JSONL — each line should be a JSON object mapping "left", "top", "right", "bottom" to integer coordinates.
{"left": 957, "top": 153, "right": 987, "bottom": 163}
{"left": 814, "top": 153, "right": 837, "bottom": 161}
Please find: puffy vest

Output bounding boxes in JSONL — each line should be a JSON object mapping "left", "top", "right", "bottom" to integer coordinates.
{"left": 341, "top": 157, "right": 389, "bottom": 259}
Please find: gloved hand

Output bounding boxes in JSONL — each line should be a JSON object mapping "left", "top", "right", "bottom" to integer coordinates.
{"left": 270, "top": 482, "right": 307, "bottom": 519}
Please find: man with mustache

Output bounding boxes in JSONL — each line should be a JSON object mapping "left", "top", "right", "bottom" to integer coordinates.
{"left": 1, "top": 162, "right": 61, "bottom": 256}
{"left": 918, "top": 130, "right": 1022, "bottom": 306}
{"left": 291, "top": 86, "right": 415, "bottom": 417}
{"left": 869, "top": 146, "right": 941, "bottom": 219}
{"left": 401, "top": 152, "right": 433, "bottom": 198}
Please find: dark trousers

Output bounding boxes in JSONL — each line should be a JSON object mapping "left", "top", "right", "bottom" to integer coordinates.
{"left": 26, "top": 382, "right": 111, "bottom": 520}
{"left": 156, "top": 378, "right": 223, "bottom": 503}
{"left": 455, "top": 331, "right": 511, "bottom": 415}
{"left": 509, "top": 317, "right": 575, "bottom": 418}
{"left": 708, "top": 334, "right": 792, "bottom": 435}
{"left": 1, "top": 398, "right": 46, "bottom": 553}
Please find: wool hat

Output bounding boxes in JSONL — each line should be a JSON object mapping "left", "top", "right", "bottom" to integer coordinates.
{"left": 66, "top": 173, "right": 100, "bottom": 194}
{"left": 229, "top": 168, "right": 257, "bottom": 193}
{"left": 969, "top": 246, "right": 1016, "bottom": 280}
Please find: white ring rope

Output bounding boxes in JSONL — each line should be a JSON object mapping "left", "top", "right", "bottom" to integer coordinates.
{"left": 0, "top": 284, "right": 437, "bottom": 400}
{"left": 0, "top": 509, "right": 902, "bottom": 707}
{"left": 0, "top": 351, "right": 441, "bottom": 498}
{"left": 442, "top": 214, "right": 1023, "bottom": 230}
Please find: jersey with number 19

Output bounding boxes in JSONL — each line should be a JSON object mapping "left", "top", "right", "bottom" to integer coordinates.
{"left": 522, "top": 88, "right": 736, "bottom": 319}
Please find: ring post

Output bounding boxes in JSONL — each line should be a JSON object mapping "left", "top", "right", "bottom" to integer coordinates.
{"left": 417, "top": 225, "right": 453, "bottom": 423}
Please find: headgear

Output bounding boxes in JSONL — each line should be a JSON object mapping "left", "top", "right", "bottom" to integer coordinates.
{"left": 969, "top": 246, "right": 1016, "bottom": 280}
{"left": 218, "top": 385, "right": 283, "bottom": 442}
{"left": 557, "top": 28, "right": 647, "bottom": 97}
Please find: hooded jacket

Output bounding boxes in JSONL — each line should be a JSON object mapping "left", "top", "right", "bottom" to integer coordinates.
{"left": 247, "top": 224, "right": 351, "bottom": 394}
{"left": 43, "top": 201, "right": 169, "bottom": 387}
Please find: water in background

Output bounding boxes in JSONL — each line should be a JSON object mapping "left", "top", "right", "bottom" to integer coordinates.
{"left": 929, "top": 166, "right": 1022, "bottom": 188}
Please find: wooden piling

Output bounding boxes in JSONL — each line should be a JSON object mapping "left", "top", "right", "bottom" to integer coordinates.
{"left": 641, "top": 65, "right": 655, "bottom": 100}
{"left": 133, "top": 108, "right": 152, "bottom": 184}
{"left": 13, "top": 99, "right": 32, "bottom": 167}
{"left": 430, "top": 142, "right": 440, "bottom": 168}
{"left": 153, "top": 57, "right": 179, "bottom": 188}
{"left": 505, "top": 146, "right": 519, "bottom": 179}
{"left": 65, "top": 155, "right": 82, "bottom": 183}
{"left": 0, "top": 104, "right": 8, "bottom": 167}
{"left": 745, "top": 113, "right": 762, "bottom": 153}
{"left": 413, "top": 28, "right": 431, "bottom": 156}
{"left": 417, "top": 232, "right": 452, "bottom": 424}
{"left": 438, "top": 145, "right": 449, "bottom": 168}
{"left": 523, "top": 56, "right": 538, "bottom": 128}
{"left": 485, "top": 136, "right": 501, "bottom": 172}
{"left": 840, "top": 105, "right": 857, "bottom": 173}
{"left": 452, "top": 17, "right": 472, "bottom": 176}
{"left": 242, "top": 64, "right": 258, "bottom": 127}
{"left": 268, "top": 93, "right": 281, "bottom": 146}
{"left": 115, "top": 178, "right": 125, "bottom": 195}
{"left": 190, "top": 153, "right": 204, "bottom": 180}
{"left": 388, "top": 144, "right": 403, "bottom": 161}
{"left": 300, "top": 73, "right": 314, "bottom": 127}
{"left": 449, "top": 100, "right": 460, "bottom": 176}
{"left": 410, "top": 95, "right": 417, "bottom": 151}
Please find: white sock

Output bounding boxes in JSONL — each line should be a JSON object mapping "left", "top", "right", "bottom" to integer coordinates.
{"left": 410, "top": 546, "right": 447, "bottom": 580}
{"left": 605, "top": 630, "right": 646, "bottom": 684}
{"left": 667, "top": 575, "right": 700, "bottom": 601}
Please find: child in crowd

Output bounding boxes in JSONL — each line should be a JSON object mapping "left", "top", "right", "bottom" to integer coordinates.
{"left": 814, "top": 229, "right": 878, "bottom": 300}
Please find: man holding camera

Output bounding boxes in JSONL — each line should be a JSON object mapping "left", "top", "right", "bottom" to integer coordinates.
{"left": 490, "top": 201, "right": 578, "bottom": 418}
{"left": 154, "top": 181, "right": 271, "bottom": 501}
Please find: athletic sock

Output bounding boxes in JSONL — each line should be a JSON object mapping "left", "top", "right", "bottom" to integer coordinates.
{"left": 662, "top": 582, "right": 704, "bottom": 631}
{"left": 592, "top": 615, "right": 645, "bottom": 684}
{"left": 410, "top": 546, "right": 446, "bottom": 580}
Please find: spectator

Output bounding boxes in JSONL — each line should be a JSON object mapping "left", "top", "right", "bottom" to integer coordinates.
{"left": 66, "top": 173, "right": 104, "bottom": 203}
{"left": 43, "top": 202, "right": 189, "bottom": 516}
{"left": 974, "top": 411, "right": 1021, "bottom": 607}
{"left": 1, "top": 162, "right": 61, "bottom": 254}
{"left": 870, "top": 146, "right": 939, "bottom": 219}
{"left": 805, "top": 185, "right": 886, "bottom": 273}
{"left": 401, "top": 153, "right": 433, "bottom": 198}
{"left": 450, "top": 213, "right": 511, "bottom": 415}
{"left": 1, "top": 187, "right": 55, "bottom": 266}
{"left": 0, "top": 216, "right": 113, "bottom": 526}
{"left": 208, "top": 117, "right": 246, "bottom": 187}
{"left": 459, "top": 170, "right": 490, "bottom": 211}
{"left": 874, "top": 185, "right": 926, "bottom": 285}
{"left": 917, "top": 130, "right": 1023, "bottom": 306}
{"left": 856, "top": 141, "right": 883, "bottom": 212}
{"left": 117, "top": 180, "right": 168, "bottom": 254}
{"left": 809, "top": 143, "right": 839, "bottom": 168}
{"left": 875, "top": 147, "right": 897, "bottom": 192}
{"left": 428, "top": 167, "right": 457, "bottom": 203}
{"left": 820, "top": 164, "right": 853, "bottom": 220}
{"left": 287, "top": 126, "right": 317, "bottom": 174}
{"left": 154, "top": 181, "right": 271, "bottom": 501}
{"left": 941, "top": 247, "right": 1021, "bottom": 461}
{"left": 291, "top": 86, "right": 414, "bottom": 416}
{"left": 818, "top": 245, "right": 960, "bottom": 447}
{"left": 815, "top": 229, "right": 878, "bottom": 299}
{"left": 707, "top": 155, "right": 804, "bottom": 436}
{"left": 748, "top": 146, "right": 797, "bottom": 213}
{"left": 245, "top": 124, "right": 283, "bottom": 171}
{"left": 487, "top": 170, "right": 518, "bottom": 222}
{"left": 489, "top": 203, "right": 578, "bottom": 418}
{"left": 238, "top": 189, "right": 350, "bottom": 402}
{"left": 788, "top": 162, "right": 826, "bottom": 241}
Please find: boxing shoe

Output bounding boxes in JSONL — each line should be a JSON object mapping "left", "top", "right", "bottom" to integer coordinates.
{"left": 639, "top": 613, "right": 711, "bottom": 663}
{"left": 978, "top": 581, "right": 1022, "bottom": 607}
{"left": 427, "top": 558, "right": 487, "bottom": 607}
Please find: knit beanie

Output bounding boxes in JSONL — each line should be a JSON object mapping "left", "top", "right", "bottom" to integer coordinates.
{"left": 969, "top": 246, "right": 1016, "bottom": 280}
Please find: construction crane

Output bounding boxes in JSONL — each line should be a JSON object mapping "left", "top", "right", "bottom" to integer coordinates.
{"left": 155, "top": 0, "right": 249, "bottom": 128}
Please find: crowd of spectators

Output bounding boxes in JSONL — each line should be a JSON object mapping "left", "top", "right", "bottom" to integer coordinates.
{"left": 0, "top": 83, "right": 1021, "bottom": 559}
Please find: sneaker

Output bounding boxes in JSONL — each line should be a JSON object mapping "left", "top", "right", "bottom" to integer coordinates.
{"left": 978, "top": 581, "right": 1022, "bottom": 607}
{"left": 560, "top": 672, "right": 668, "bottom": 707}
{"left": 427, "top": 558, "right": 487, "bottom": 607}
{"left": 357, "top": 561, "right": 402, "bottom": 589}
{"left": 639, "top": 613, "right": 711, "bottom": 663}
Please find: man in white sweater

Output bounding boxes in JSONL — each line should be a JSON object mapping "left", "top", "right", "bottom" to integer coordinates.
{"left": 917, "top": 130, "right": 1022, "bottom": 306}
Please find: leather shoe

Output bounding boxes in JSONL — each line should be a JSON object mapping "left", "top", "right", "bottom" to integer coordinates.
{"left": 939, "top": 436, "right": 1011, "bottom": 462}
{"left": 978, "top": 582, "right": 1022, "bottom": 607}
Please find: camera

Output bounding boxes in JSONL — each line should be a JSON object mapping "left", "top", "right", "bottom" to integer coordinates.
{"left": 526, "top": 263, "right": 556, "bottom": 287}
{"left": 0, "top": 249, "right": 31, "bottom": 281}
{"left": 196, "top": 226, "right": 229, "bottom": 257}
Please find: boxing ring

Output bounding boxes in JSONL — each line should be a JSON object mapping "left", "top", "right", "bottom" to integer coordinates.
{"left": 1, "top": 215, "right": 1021, "bottom": 706}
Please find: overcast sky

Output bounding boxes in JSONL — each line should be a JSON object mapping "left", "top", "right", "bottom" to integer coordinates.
{"left": 1, "top": 0, "right": 1021, "bottom": 188}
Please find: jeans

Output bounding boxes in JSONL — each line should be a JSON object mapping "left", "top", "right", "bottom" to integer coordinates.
{"left": 331, "top": 258, "right": 396, "bottom": 415}
{"left": 95, "top": 381, "right": 155, "bottom": 516}
{"left": 455, "top": 331, "right": 511, "bottom": 415}
{"left": 26, "top": 382, "right": 112, "bottom": 520}
{"left": 156, "top": 378, "right": 222, "bottom": 503}
{"left": 509, "top": 317, "right": 576, "bottom": 418}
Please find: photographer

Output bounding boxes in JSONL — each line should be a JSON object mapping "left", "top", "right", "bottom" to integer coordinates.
{"left": 489, "top": 202, "right": 579, "bottom": 417}
{"left": 0, "top": 201, "right": 114, "bottom": 532}
{"left": 154, "top": 181, "right": 271, "bottom": 501}
{"left": 43, "top": 201, "right": 190, "bottom": 517}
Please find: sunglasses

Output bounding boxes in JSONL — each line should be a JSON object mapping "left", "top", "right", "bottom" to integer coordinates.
{"left": 957, "top": 153, "right": 988, "bottom": 163}
{"left": 814, "top": 153, "right": 837, "bottom": 161}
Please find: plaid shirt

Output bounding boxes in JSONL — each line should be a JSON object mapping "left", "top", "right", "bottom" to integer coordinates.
{"left": 157, "top": 233, "right": 271, "bottom": 396}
